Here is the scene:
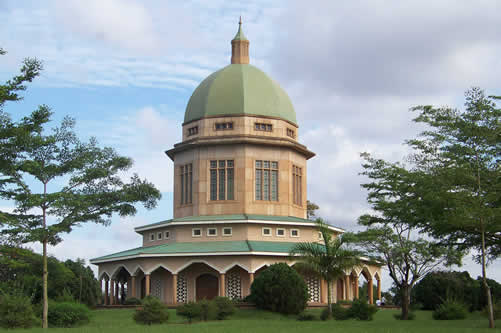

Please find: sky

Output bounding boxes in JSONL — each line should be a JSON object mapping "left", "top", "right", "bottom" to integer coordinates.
{"left": 1, "top": 0, "right": 500, "bottom": 290}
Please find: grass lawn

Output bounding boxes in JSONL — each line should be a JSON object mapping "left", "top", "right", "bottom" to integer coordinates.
{"left": 2, "top": 307, "right": 498, "bottom": 332}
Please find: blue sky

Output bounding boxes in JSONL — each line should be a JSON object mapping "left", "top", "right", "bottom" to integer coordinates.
{"left": 1, "top": 0, "right": 500, "bottom": 290}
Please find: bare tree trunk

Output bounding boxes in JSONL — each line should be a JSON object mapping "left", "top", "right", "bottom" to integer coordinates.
{"left": 401, "top": 285, "right": 410, "bottom": 320}
{"left": 42, "top": 221, "right": 48, "bottom": 328}
{"left": 42, "top": 182, "right": 48, "bottom": 329}
{"left": 481, "top": 226, "right": 495, "bottom": 329}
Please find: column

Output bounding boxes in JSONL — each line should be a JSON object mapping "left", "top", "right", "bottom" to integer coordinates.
{"left": 115, "top": 281, "right": 119, "bottom": 304}
{"left": 131, "top": 276, "right": 136, "bottom": 298}
{"left": 248, "top": 273, "right": 254, "bottom": 296}
{"left": 368, "top": 278, "right": 374, "bottom": 305}
{"left": 219, "top": 273, "right": 226, "bottom": 297}
{"left": 377, "top": 278, "right": 382, "bottom": 301}
{"left": 354, "top": 275, "right": 359, "bottom": 299}
{"left": 110, "top": 279, "right": 115, "bottom": 305}
{"left": 145, "top": 274, "right": 151, "bottom": 296}
{"left": 104, "top": 279, "right": 109, "bottom": 305}
{"left": 348, "top": 275, "right": 354, "bottom": 300}
{"left": 172, "top": 274, "right": 178, "bottom": 304}
{"left": 320, "top": 279, "right": 327, "bottom": 304}
{"left": 343, "top": 276, "right": 348, "bottom": 300}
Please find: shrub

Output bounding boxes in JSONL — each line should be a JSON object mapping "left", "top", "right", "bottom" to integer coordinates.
{"left": 393, "top": 311, "right": 416, "bottom": 320}
{"left": 249, "top": 263, "right": 308, "bottom": 315}
{"left": 297, "top": 312, "right": 316, "bottom": 321}
{"left": 0, "top": 293, "right": 39, "bottom": 329}
{"left": 432, "top": 300, "right": 467, "bottom": 320}
{"left": 124, "top": 297, "right": 142, "bottom": 305}
{"left": 197, "top": 299, "right": 216, "bottom": 321}
{"left": 320, "top": 308, "right": 330, "bottom": 321}
{"left": 212, "top": 296, "right": 236, "bottom": 320}
{"left": 348, "top": 298, "right": 378, "bottom": 321}
{"left": 48, "top": 301, "right": 91, "bottom": 327}
{"left": 332, "top": 303, "right": 350, "bottom": 320}
{"left": 133, "top": 296, "right": 168, "bottom": 325}
{"left": 176, "top": 302, "right": 201, "bottom": 323}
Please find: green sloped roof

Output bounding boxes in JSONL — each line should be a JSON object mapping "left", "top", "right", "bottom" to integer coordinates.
{"left": 184, "top": 64, "right": 297, "bottom": 125}
{"left": 232, "top": 22, "right": 247, "bottom": 41}
{"left": 135, "top": 214, "right": 317, "bottom": 231}
{"left": 90, "top": 240, "right": 307, "bottom": 262}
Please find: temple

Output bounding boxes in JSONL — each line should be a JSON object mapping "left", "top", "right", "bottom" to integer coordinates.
{"left": 90, "top": 20, "right": 381, "bottom": 306}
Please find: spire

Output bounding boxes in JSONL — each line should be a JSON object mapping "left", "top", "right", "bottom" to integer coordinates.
{"left": 231, "top": 17, "right": 249, "bottom": 64}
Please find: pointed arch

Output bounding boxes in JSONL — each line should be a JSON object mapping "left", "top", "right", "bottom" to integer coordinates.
{"left": 98, "top": 271, "right": 111, "bottom": 280}
{"left": 145, "top": 264, "right": 174, "bottom": 275}
{"left": 222, "top": 262, "right": 250, "bottom": 273}
{"left": 131, "top": 264, "right": 146, "bottom": 277}
{"left": 111, "top": 265, "right": 133, "bottom": 279}
{"left": 251, "top": 263, "right": 269, "bottom": 273}
{"left": 174, "top": 260, "right": 222, "bottom": 274}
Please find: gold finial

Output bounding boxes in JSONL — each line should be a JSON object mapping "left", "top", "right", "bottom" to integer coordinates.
{"left": 239, "top": 16, "right": 242, "bottom": 25}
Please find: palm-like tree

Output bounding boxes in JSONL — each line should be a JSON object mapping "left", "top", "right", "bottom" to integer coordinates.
{"left": 290, "top": 218, "right": 363, "bottom": 316}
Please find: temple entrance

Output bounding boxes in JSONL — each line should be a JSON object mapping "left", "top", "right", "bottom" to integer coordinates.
{"left": 196, "top": 274, "right": 218, "bottom": 300}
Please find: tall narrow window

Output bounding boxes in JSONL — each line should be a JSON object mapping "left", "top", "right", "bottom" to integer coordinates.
{"left": 180, "top": 163, "right": 192, "bottom": 205}
{"left": 210, "top": 160, "right": 234, "bottom": 200}
{"left": 293, "top": 165, "right": 302, "bottom": 206}
{"left": 255, "top": 160, "right": 278, "bottom": 201}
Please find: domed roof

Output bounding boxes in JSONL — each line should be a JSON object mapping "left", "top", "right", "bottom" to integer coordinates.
{"left": 184, "top": 64, "right": 296, "bottom": 125}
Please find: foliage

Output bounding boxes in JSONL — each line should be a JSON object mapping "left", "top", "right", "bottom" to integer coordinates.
{"left": 124, "top": 297, "right": 142, "bottom": 305}
{"left": 290, "top": 218, "right": 363, "bottom": 317}
{"left": 0, "top": 245, "right": 100, "bottom": 307}
{"left": 358, "top": 281, "right": 378, "bottom": 305}
{"left": 306, "top": 200, "right": 319, "bottom": 219}
{"left": 176, "top": 301, "right": 201, "bottom": 323}
{"left": 320, "top": 307, "right": 330, "bottom": 321}
{"left": 212, "top": 296, "right": 236, "bottom": 320}
{"left": 407, "top": 87, "right": 500, "bottom": 328}
{"left": 249, "top": 263, "right": 308, "bottom": 315}
{"left": 197, "top": 299, "right": 216, "bottom": 321}
{"left": 432, "top": 300, "right": 467, "bottom": 320}
{"left": 133, "top": 296, "right": 169, "bottom": 325}
{"left": 348, "top": 298, "right": 378, "bottom": 321}
{"left": 412, "top": 271, "right": 483, "bottom": 311}
{"left": 355, "top": 152, "right": 462, "bottom": 320}
{"left": 331, "top": 302, "right": 351, "bottom": 320}
{"left": 0, "top": 293, "right": 39, "bottom": 329}
{"left": 47, "top": 301, "right": 91, "bottom": 327}
{"left": 297, "top": 312, "right": 316, "bottom": 321}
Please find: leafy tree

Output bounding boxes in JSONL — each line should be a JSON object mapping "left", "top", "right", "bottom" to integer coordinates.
{"left": 290, "top": 218, "right": 363, "bottom": 317}
{"left": 307, "top": 200, "right": 319, "bottom": 219}
{"left": 0, "top": 49, "right": 162, "bottom": 328}
{"left": 407, "top": 87, "right": 500, "bottom": 328}
{"left": 63, "top": 259, "right": 101, "bottom": 307}
{"left": 355, "top": 153, "right": 462, "bottom": 320}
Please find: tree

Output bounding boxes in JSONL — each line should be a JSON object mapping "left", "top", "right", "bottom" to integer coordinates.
{"left": 290, "top": 218, "right": 363, "bottom": 317}
{"left": 307, "top": 200, "right": 319, "bottom": 219}
{"left": 0, "top": 66, "right": 162, "bottom": 327}
{"left": 356, "top": 153, "right": 462, "bottom": 320}
{"left": 407, "top": 87, "right": 500, "bottom": 328}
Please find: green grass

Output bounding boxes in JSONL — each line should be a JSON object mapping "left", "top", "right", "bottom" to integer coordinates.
{"left": 1, "top": 307, "right": 498, "bottom": 332}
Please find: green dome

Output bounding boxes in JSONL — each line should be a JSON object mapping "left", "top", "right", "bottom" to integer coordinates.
{"left": 184, "top": 64, "right": 297, "bottom": 125}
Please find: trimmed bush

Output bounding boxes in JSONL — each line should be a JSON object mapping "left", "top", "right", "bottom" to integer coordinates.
{"left": 133, "top": 296, "right": 169, "bottom": 325}
{"left": 249, "top": 263, "right": 308, "bottom": 315}
{"left": 332, "top": 303, "right": 350, "bottom": 320}
{"left": 48, "top": 301, "right": 91, "bottom": 327}
{"left": 348, "top": 298, "right": 378, "bottom": 321}
{"left": 0, "top": 293, "right": 39, "bottom": 329}
{"left": 433, "top": 300, "right": 467, "bottom": 320}
{"left": 124, "top": 297, "right": 142, "bottom": 305}
{"left": 212, "top": 296, "right": 236, "bottom": 320}
{"left": 297, "top": 312, "right": 316, "bottom": 321}
{"left": 176, "top": 302, "right": 201, "bottom": 323}
{"left": 197, "top": 299, "right": 216, "bottom": 321}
